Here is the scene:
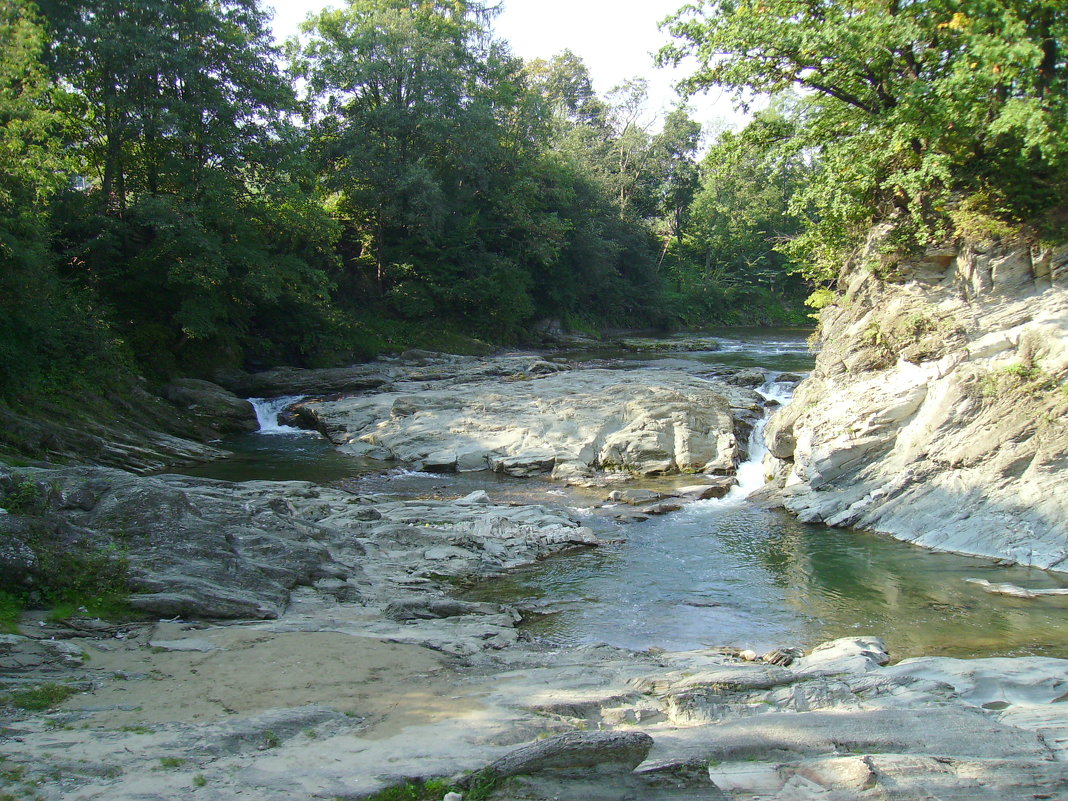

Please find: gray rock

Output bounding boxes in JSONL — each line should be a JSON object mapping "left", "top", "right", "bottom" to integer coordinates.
{"left": 0, "top": 635, "right": 88, "bottom": 671}
{"left": 607, "top": 489, "right": 662, "bottom": 505}
{"left": 722, "top": 368, "right": 767, "bottom": 387}
{"left": 472, "top": 730, "right": 653, "bottom": 781}
{"left": 383, "top": 599, "right": 499, "bottom": 621}
{"left": 675, "top": 481, "right": 733, "bottom": 500}
{"left": 164, "top": 379, "right": 258, "bottom": 434}
{"left": 148, "top": 638, "right": 218, "bottom": 653}
{"left": 214, "top": 365, "right": 391, "bottom": 398}
{"left": 1, "top": 466, "right": 338, "bottom": 620}
{"left": 645, "top": 502, "right": 682, "bottom": 515}
{"left": 293, "top": 363, "right": 759, "bottom": 479}
{"left": 763, "top": 232, "right": 1068, "bottom": 570}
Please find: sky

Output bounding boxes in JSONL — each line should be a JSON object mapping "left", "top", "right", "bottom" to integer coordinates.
{"left": 267, "top": 0, "right": 753, "bottom": 137}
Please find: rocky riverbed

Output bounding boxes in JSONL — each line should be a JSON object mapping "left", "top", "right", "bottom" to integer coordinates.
{"left": 3, "top": 345, "right": 1068, "bottom": 800}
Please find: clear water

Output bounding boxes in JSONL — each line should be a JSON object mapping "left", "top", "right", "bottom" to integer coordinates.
{"left": 172, "top": 330, "right": 1068, "bottom": 660}
{"left": 460, "top": 504, "right": 1068, "bottom": 660}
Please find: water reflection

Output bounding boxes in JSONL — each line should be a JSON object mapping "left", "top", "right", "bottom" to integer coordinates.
{"left": 462, "top": 505, "right": 1068, "bottom": 660}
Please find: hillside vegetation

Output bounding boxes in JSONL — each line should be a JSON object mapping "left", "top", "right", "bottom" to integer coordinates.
{"left": 1, "top": 0, "right": 1064, "bottom": 409}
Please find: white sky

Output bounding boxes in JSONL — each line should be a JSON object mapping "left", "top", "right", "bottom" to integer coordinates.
{"left": 267, "top": 0, "right": 752, "bottom": 136}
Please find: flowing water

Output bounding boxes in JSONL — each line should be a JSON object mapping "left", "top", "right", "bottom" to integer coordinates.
{"left": 172, "top": 329, "right": 1068, "bottom": 661}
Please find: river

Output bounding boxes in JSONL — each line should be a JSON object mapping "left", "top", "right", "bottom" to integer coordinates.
{"left": 173, "top": 329, "right": 1068, "bottom": 661}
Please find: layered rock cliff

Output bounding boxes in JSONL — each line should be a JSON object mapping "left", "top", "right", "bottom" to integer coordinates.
{"left": 764, "top": 227, "right": 1068, "bottom": 569}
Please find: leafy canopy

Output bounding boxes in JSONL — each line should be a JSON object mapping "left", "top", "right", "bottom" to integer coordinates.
{"left": 662, "top": 0, "right": 1068, "bottom": 281}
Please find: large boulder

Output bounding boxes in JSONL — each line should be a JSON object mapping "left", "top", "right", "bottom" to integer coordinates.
{"left": 293, "top": 367, "right": 762, "bottom": 479}
{"left": 164, "top": 378, "right": 258, "bottom": 433}
{"left": 0, "top": 466, "right": 339, "bottom": 619}
{"left": 212, "top": 365, "right": 392, "bottom": 398}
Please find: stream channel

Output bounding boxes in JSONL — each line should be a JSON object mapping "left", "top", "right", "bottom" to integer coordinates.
{"left": 173, "top": 329, "right": 1068, "bottom": 662}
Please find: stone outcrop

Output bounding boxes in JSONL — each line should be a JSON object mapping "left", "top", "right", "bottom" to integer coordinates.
{"left": 6, "top": 631, "right": 1068, "bottom": 801}
{"left": 0, "top": 385, "right": 227, "bottom": 473}
{"left": 763, "top": 229, "right": 1068, "bottom": 569}
{"left": 163, "top": 379, "right": 258, "bottom": 434}
{"left": 0, "top": 465, "right": 602, "bottom": 628}
{"left": 212, "top": 365, "right": 391, "bottom": 398}
{"left": 290, "top": 366, "right": 763, "bottom": 479}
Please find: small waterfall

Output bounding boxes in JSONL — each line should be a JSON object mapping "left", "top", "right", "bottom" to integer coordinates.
{"left": 248, "top": 395, "right": 308, "bottom": 435}
{"left": 707, "top": 374, "right": 797, "bottom": 504}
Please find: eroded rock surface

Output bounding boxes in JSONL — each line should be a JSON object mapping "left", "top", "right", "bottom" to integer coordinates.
{"left": 163, "top": 379, "right": 258, "bottom": 434}
{"left": 290, "top": 366, "right": 762, "bottom": 479}
{"left": 763, "top": 231, "right": 1068, "bottom": 568}
{"left": 0, "top": 465, "right": 602, "bottom": 631}
{"left": 4, "top": 633, "right": 1068, "bottom": 801}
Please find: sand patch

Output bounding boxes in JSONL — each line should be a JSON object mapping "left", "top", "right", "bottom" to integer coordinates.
{"left": 72, "top": 627, "right": 479, "bottom": 729}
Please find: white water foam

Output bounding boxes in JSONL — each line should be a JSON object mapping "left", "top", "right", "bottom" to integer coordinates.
{"left": 248, "top": 396, "right": 311, "bottom": 435}
{"left": 690, "top": 374, "right": 797, "bottom": 509}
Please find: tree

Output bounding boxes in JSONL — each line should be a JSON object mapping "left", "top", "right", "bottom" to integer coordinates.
{"left": 651, "top": 106, "right": 701, "bottom": 252}
{"left": 662, "top": 0, "right": 1068, "bottom": 282}
{"left": 38, "top": 0, "right": 338, "bottom": 372}
{"left": 0, "top": 0, "right": 121, "bottom": 398}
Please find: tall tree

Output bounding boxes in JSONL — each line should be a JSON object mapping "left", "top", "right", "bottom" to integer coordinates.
{"left": 0, "top": 0, "right": 120, "bottom": 397}
{"left": 39, "top": 0, "right": 337, "bottom": 371}
{"left": 651, "top": 106, "right": 701, "bottom": 252}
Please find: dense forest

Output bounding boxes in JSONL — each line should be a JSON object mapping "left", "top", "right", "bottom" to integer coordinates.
{"left": 1, "top": 0, "right": 1065, "bottom": 405}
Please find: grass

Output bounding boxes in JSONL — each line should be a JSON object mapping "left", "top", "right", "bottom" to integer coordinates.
{"left": 357, "top": 778, "right": 452, "bottom": 801}
{"left": 192, "top": 774, "right": 207, "bottom": 788}
{"left": 980, "top": 362, "right": 1060, "bottom": 398}
{"left": 7, "top": 684, "right": 75, "bottom": 711}
{"left": 356, "top": 770, "right": 500, "bottom": 801}
{"left": 157, "top": 757, "right": 186, "bottom": 770}
{"left": 1, "top": 480, "right": 43, "bottom": 515}
{"left": 0, "top": 592, "right": 23, "bottom": 634}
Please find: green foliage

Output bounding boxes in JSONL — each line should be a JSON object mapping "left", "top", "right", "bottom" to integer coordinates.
{"left": 192, "top": 774, "right": 207, "bottom": 788}
{"left": 0, "top": 2, "right": 128, "bottom": 402}
{"left": 806, "top": 289, "right": 838, "bottom": 311}
{"left": 1, "top": 0, "right": 850, "bottom": 405}
{"left": 948, "top": 192, "right": 1022, "bottom": 245}
{"left": 981, "top": 363, "right": 1059, "bottom": 398}
{"left": 1, "top": 481, "right": 43, "bottom": 515}
{"left": 655, "top": 102, "right": 812, "bottom": 324}
{"left": 6, "top": 683, "right": 75, "bottom": 711}
{"left": 357, "top": 769, "right": 499, "bottom": 801}
{"left": 662, "top": 0, "right": 1068, "bottom": 283}
{"left": 297, "top": 1, "right": 674, "bottom": 338}
{"left": 0, "top": 592, "right": 23, "bottom": 634}
{"left": 157, "top": 757, "right": 186, "bottom": 770}
{"left": 360, "top": 778, "right": 453, "bottom": 801}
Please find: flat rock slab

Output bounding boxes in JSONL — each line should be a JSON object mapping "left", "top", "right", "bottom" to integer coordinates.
{"left": 475, "top": 730, "right": 654, "bottom": 780}
{"left": 649, "top": 706, "right": 1051, "bottom": 768}
{"left": 148, "top": 638, "right": 219, "bottom": 653}
{"left": 295, "top": 367, "right": 761, "bottom": 478}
